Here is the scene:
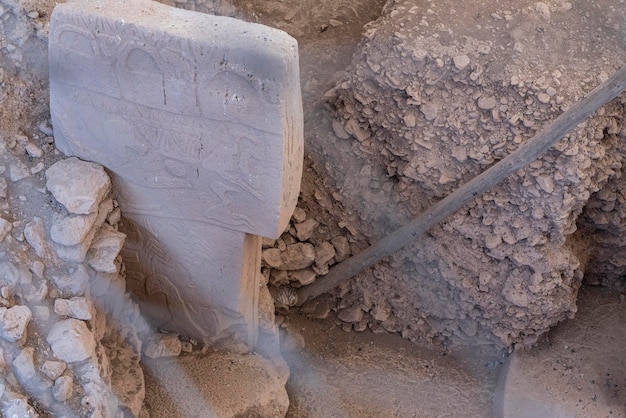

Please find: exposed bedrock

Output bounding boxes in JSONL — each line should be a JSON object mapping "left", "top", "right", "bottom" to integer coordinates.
{"left": 327, "top": 0, "right": 626, "bottom": 346}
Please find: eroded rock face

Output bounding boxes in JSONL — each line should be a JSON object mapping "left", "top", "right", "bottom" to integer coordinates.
{"left": 327, "top": 0, "right": 626, "bottom": 346}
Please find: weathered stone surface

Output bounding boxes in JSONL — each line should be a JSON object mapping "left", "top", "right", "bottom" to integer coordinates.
{"left": 144, "top": 333, "right": 182, "bottom": 359}
{"left": 53, "top": 376, "right": 74, "bottom": 402}
{"left": 0, "top": 217, "right": 12, "bottom": 241}
{"left": 45, "top": 157, "right": 111, "bottom": 215}
{"left": 47, "top": 319, "right": 96, "bottom": 363}
{"left": 51, "top": 264, "right": 89, "bottom": 296}
{"left": 24, "top": 217, "right": 50, "bottom": 259}
{"left": 13, "top": 347, "right": 36, "bottom": 382}
{"left": 50, "top": 212, "right": 98, "bottom": 246}
{"left": 294, "top": 218, "right": 319, "bottom": 241}
{"left": 54, "top": 297, "right": 93, "bottom": 320}
{"left": 86, "top": 223, "right": 125, "bottom": 273}
{"left": 330, "top": 236, "right": 351, "bottom": 262}
{"left": 264, "top": 243, "right": 315, "bottom": 271}
{"left": 52, "top": 198, "right": 113, "bottom": 264}
{"left": 49, "top": 0, "right": 303, "bottom": 346}
{"left": 290, "top": 268, "right": 317, "bottom": 286}
{"left": 0, "top": 261, "right": 21, "bottom": 288}
{"left": 0, "top": 305, "right": 32, "bottom": 345}
{"left": 315, "top": 241, "right": 336, "bottom": 267}
{"left": 41, "top": 360, "right": 67, "bottom": 381}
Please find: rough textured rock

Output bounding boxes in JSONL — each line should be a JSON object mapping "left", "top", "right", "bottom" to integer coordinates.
{"left": 0, "top": 305, "right": 32, "bottom": 345}
{"left": 45, "top": 157, "right": 111, "bottom": 215}
{"left": 328, "top": 0, "right": 626, "bottom": 346}
{"left": 46, "top": 319, "right": 96, "bottom": 363}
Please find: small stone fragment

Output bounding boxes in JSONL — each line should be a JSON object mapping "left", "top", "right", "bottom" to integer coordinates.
{"left": 9, "top": 163, "right": 30, "bottom": 182}
{"left": 0, "top": 261, "right": 20, "bottom": 288}
{"left": 300, "top": 296, "right": 332, "bottom": 319}
{"left": 453, "top": 54, "right": 470, "bottom": 70}
{"left": 536, "top": 175, "right": 556, "bottom": 193}
{"left": 537, "top": 92, "right": 551, "bottom": 104}
{"left": 41, "top": 360, "right": 67, "bottom": 380}
{"left": 420, "top": 101, "right": 439, "bottom": 121}
{"left": 332, "top": 118, "right": 351, "bottom": 139}
{"left": 0, "top": 305, "right": 32, "bottom": 345}
{"left": 46, "top": 157, "right": 111, "bottom": 215}
{"left": 24, "top": 217, "right": 50, "bottom": 258}
{"left": 51, "top": 265, "right": 89, "bottom": 296}
{"left": 315, "top": 241, "right": 336, "bottom": 266}
{"left": 24, "top": 142, "right": 43, "bottom": 158}
{"left": 144, "top": 333, "right": 182, "bottom": 358}
{"left": 279, "top": 243, "right": 316, "bottom": 270}
{"left": 54, "top": 297, "right": 93, "bottom": 320}
{"left": 294, "top": 218, "right": 319, "bottom": 241}
{"left": 281, "top": 327, "right": 305, "bottom": 352}
{"left": 290, "top": 268, "right": 317, "bottom": 286}
{"left": 337, "top": 304, "right": 364, "bottom": 323}
{"left": 50, "top": 212, "right": 98, "bottom": 246}
{"left": 86, "top": 224, "right": 126, "bottom": 273}
{"left": 0, "top": 177, "right": 7, "bottom": 198}
{"left": 0, "top": 218, "right": 11, "bottom": 241}
{"left": 53, "top": 376, "right": 74, "bottom": 402}
{"left": 262, "top": 248, "right": 283, "bottom": 269}
{"left": 291, "top": 207, "right": 306, "bottom": 223}
{"left": 330, "top": 236, "right": 351, "bottom": 262}
{"left": 47, "top": 319, "right": 96, "bottom": 363}
{"left": 13, "top": 347, "right": 36, "bottom": 382}
{"left": 372, "top": 300, "right": 392, "bottom": 322}
{"left": 485, "top": 233, "right": 503, "bottom": 249}
{"left": 477, "top": 95, "right": 497, "bottom": 110}
{"left": 3, "top": 398, "right": 38, "bottom": 418}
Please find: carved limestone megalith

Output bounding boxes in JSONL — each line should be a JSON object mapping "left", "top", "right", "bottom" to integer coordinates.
{"left": 48, "top": 0, "right": 303, "bottom": 346}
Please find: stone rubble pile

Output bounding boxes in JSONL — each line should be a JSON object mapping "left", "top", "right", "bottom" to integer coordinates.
{"left": 0, "top": 152, "right": 145, "bottom": 417}
{"left": 324, "top": 0, "right": 626, "bottom": 346}
{"left": 261, "top": 206, "right": 352, "bottom": 313}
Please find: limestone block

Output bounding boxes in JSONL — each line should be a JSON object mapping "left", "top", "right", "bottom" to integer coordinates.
{"left": 45, "top": 157, "right": 111, "bottom": 215}
{"left": 52, "top": 198, "right": 113, "bottom": 264}
{"left": 49, "top": 0, "right": 303, "bottom": 347}
{"left": 47, "top": 319, "right": 96, "bottom": 363}
{"left": 54, "top": 297, "right": 94, "bottom": 320}
{"left": 52, "top": 376, "right": 74, "bottom": 402}
{"left": 50, "top": 212, "right": 98, "bottom": 246}
{"left": 86, "top": 223, "right": 126, "bottom": 273}
{"left": 0, "top": 305, "right": 32, "bottom": 345}
{"left": 51, "top": 264, "right": 89, "bottom": 296}
{"left": 13, "top": 347, "right": 36, "bottom": 383}
{"left": 24, "top": 217, "right": 50, "bottom": 259}
{"left": 40, "top": 360, "right": 67, "bottom": 381}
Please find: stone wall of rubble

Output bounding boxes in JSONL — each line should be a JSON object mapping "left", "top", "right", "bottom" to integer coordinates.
{"left": 1, "top": 156, "right": 145, "bottom": 417}
{"left": 323, "top": 0, "right": 626, "bottom": 346}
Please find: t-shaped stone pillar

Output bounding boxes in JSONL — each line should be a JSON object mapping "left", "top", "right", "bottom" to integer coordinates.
{"left": 48, "top": 0, "right": 303, "bottom": 347}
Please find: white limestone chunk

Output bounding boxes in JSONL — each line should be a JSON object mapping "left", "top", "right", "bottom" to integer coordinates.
{"left": 45, "top": 157, "right": 111, "bottom": 215}
{"left": 0, "top": 305, "right": 32, "bottom": 345}
{"left": 86, "top": 224, "right": 126, "bottom": 273}
{"left": 47, "top": 319, "right": 96, "bottom": 363}
{"left": 54, "top": 297, "right": 93, "bottom": 320}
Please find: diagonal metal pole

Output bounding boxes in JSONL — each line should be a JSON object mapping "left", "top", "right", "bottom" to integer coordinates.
{"left": 296, "top": 64, "right": 626, "bottom": 307}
